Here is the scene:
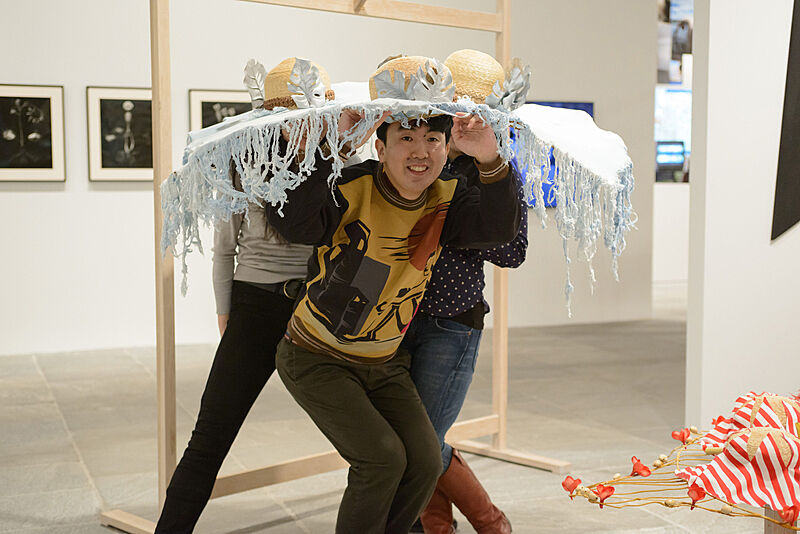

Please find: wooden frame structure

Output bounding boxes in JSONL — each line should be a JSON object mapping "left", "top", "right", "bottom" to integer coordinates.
{"left": 101, "top": 1, "right": 570, "bottom": 532}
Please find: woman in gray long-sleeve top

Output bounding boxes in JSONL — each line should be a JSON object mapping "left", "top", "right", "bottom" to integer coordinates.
{"left": 155, "top": 165, "right": 312, "bottom": 532}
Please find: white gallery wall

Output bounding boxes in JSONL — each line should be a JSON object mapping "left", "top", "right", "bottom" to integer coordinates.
{"left": 686, "top": 0, "right": 800, "bottom": 424}
{"left": 652, "top": 182, "right": 690, "bottom": 282}
{"left": 486, "top": 0, "right": 656, "bottom": 326}
{"left": 0, "top": 0, "right": 655, "bottom": 355}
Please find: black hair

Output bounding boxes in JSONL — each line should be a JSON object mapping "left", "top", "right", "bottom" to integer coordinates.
{"left": 376, "top": 114, "right": 453, "bottom": 144}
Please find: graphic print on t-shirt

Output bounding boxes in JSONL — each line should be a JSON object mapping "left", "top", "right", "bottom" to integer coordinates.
{"left": 289, "top": 168, "right": 461, "bottom": 362}
{"left": 307, "top": 204, "right": 448, "bottom": 343}
{"left": 309, "top": 220, "right": 391, "bottom": 338}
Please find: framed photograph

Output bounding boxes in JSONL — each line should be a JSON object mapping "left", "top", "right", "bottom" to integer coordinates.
{"left": 188, "top": 89, "right": 251, "bottom": 131}
{"left": 87, "top": 86, "right": 153, "bottom": 181}
{"left": 0, "top": 84, "right": 65, "bottom": 182}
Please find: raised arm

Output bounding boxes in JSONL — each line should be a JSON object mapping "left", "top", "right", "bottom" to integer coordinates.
{"left": 441, "top": 162, "right": 521, "bottom": 248}
{"left": 477, "top": 170, "right": 529, "bottom": 267}
{"left": 265, "top": 153, "right": 342, "bottom": 246}
{"left": 440, "top": 114, "right": 521, "bottom": 248}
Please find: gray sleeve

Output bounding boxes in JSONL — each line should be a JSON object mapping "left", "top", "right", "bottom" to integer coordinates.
{"left": 212, "top": 213, "right": 243, "bottom": 315}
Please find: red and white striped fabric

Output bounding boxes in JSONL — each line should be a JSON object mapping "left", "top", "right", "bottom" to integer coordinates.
{"left": 702, "top": 392, "right": 800, "bottom": 449}
{"left": 678, "top": 391, "right": 800, "bottom": 512}
{"left": 678, "top": 427, "right": 800, "bottom": 511}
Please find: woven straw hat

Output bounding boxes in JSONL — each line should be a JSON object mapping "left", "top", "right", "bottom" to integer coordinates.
{"left": 444, "top": 49, "right": 505, "bottom": 104}
{"left": 368, "top": 55, "right": 453, "bottom": 100}
{"left": 263, "top": 57, "right": 335, "bottom": 110}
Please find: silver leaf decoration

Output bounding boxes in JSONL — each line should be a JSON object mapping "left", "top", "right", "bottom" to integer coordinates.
{"left": 486, "top": 61, "right": 531, "bottom": 112}
{"left": 373, "top": 69, "right": 417, "bottom": 100}
{"left": 504, "top": 64, "right": 532, "bottom": 111}
{"left": 242, "top": 59, "right": 267, "bottom": 110}
{"left": 412, "top": 59, "right": 455, "bottom": 103}
{"left": 287, "top": 58, "right": 327, "bottom": 108}
{"left": 485, "top": 80, "right": 505, "bottom": 110}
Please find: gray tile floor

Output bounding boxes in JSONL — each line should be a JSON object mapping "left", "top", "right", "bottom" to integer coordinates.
{"left": 0, "top": 283, "right": 764, "bottom": 533}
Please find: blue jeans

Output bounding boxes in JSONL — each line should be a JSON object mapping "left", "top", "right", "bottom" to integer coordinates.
{"left": 402, "top": 312, "right": 483, "bottom": 472}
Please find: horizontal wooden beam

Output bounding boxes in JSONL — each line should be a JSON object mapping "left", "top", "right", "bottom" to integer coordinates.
{"left": 455, "top": 439, "right": 573, "bottom": 474}
{"left": 445, "top": 414, "right": 500, "bottom": 443}
{"left": 100, "top": 509, "right": 155, "bottom": 534}
{"left": 238, "top": 0, "right": 502, "bottom": 32}
{"left": 210, "top": 450, "right": 347, "bottom": 499}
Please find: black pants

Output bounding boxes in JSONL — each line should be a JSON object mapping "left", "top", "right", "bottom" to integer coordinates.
{"left": 155, "top": 281, "right": 295, "bottom": 534}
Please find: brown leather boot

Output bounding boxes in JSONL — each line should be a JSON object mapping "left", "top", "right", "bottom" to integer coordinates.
{"left": 437, "top": 450, "right": 512, "bottom": 534}
{"left": 420, "top": 485, "right": 455, "bottom": 534}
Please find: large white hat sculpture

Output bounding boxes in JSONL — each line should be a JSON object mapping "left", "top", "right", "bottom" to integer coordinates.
{"left": 161, "top": 54, "right": 634, "bottom": 308}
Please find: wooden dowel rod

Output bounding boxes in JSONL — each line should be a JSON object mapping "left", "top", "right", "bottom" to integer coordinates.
{"left": 149, "top": 0, "right": 177, "bottom": 509}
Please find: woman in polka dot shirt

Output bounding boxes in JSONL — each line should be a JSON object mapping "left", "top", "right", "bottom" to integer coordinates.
{"left": 404, "top": 48, "right": 529, "bottom": 534}
{"left": 403, "top": 148, "right": 528, "bottom": 534}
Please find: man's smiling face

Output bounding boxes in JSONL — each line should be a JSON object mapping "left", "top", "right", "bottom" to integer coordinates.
{"left": 375, "top": 121, "right": 449, "bottom": 200}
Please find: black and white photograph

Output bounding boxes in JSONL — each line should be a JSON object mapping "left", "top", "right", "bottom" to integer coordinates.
{"left": 87, "top": 86, "right": 153, "bottom": 181}
{"left": 188, "top": 89, "right": 251, "bottom": 131}
{"left": 0, "top": 84, "right": 65, "bottom": 181}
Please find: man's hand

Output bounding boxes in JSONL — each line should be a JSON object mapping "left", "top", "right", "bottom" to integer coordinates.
{"left": 217, "top": 314, "right": 229, "bottom": 337}
{"left": 451, "top": 113, "right": 499, "bottom": 164}
{"left": 338, "top": 109, "right": 391, "bottom": 149}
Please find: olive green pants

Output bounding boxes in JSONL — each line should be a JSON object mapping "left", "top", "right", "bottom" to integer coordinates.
{"left": 276, "top": 338, "right": 441, "bottom": 534}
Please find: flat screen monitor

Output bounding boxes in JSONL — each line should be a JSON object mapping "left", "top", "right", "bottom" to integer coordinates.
{"left": 656, "top": 141, "right": 685, "bottom": 167}
{"left": 656, "top": 140, "right": 686, "bottom": 182}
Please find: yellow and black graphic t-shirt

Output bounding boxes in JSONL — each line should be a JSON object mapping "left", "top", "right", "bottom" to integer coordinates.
{"left": 268, "top": 158, "right": 520, "bottom": 363}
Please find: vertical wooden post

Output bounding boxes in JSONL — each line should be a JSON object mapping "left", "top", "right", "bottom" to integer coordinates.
{"left": 765, "top": 507, "right": 795, "bottom": 532}
{"left": 491, "top": 267, "right": 509, "bottom": 449}
{"left": 491, "top": 0, "right": 512, "bottom": 451}
{"left": 496, "top": 0, "right": 511, "bottom": 68}
{"left": 149, "top": 0, "right": 177, "bottom": 510}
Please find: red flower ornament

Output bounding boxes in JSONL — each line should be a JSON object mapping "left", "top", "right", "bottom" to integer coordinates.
{"left": 687, "top": 483, "right": 706, "bottom": 510}
{"left": 671, "top": 427, "right": 690, "bottom": 444}
{"left": 779, "top": 504, "right": 800, "bottom": 525}
{"left": 630, "top": 456, "right": 652, "bottom": 477}
{"left": 711, "top": 415, "right": 726, "bottom": 426}
{"left": 562, "top": 476, "right": 581, "bottom": 500}
{"left": 592, "top": 484, "right": 615, "bottom": 509}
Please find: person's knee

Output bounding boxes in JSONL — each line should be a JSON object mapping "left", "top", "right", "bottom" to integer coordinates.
{"left": 371, "top": 433, "right": 408, "bottom": 481}
{"left": 408, "top": 433, "right": 442, "bottom": 487}
{"left": 424, "top": 442, "right": 443, "bottom": 482}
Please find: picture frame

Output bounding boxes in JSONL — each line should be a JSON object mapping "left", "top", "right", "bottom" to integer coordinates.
{"left": 188, "top": 89, "right": 251, "bottom": 131}
{"left": 0, "top": 84, "right": 65, "bottom": 182}
{"left": 86, "top": 86, "right": 153, "bottom": 181}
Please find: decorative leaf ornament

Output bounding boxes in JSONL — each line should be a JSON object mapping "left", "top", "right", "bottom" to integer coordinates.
{"left": 242, "top": 59, "right": 267, "bottom": 110}
{"left": 371, "top": 59, "right": 453, "bottom": 102}
{"left": 412, "top": 59, "right": 455, "bottom": 102}
{"left": 486, "top": 58, "right": 531, "bottom": 112}
{"left": 372, "top": 69, "right": 417, "bottom": 100}
{"left": 287, "top": 58, "right": 327, "bottom": 108}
